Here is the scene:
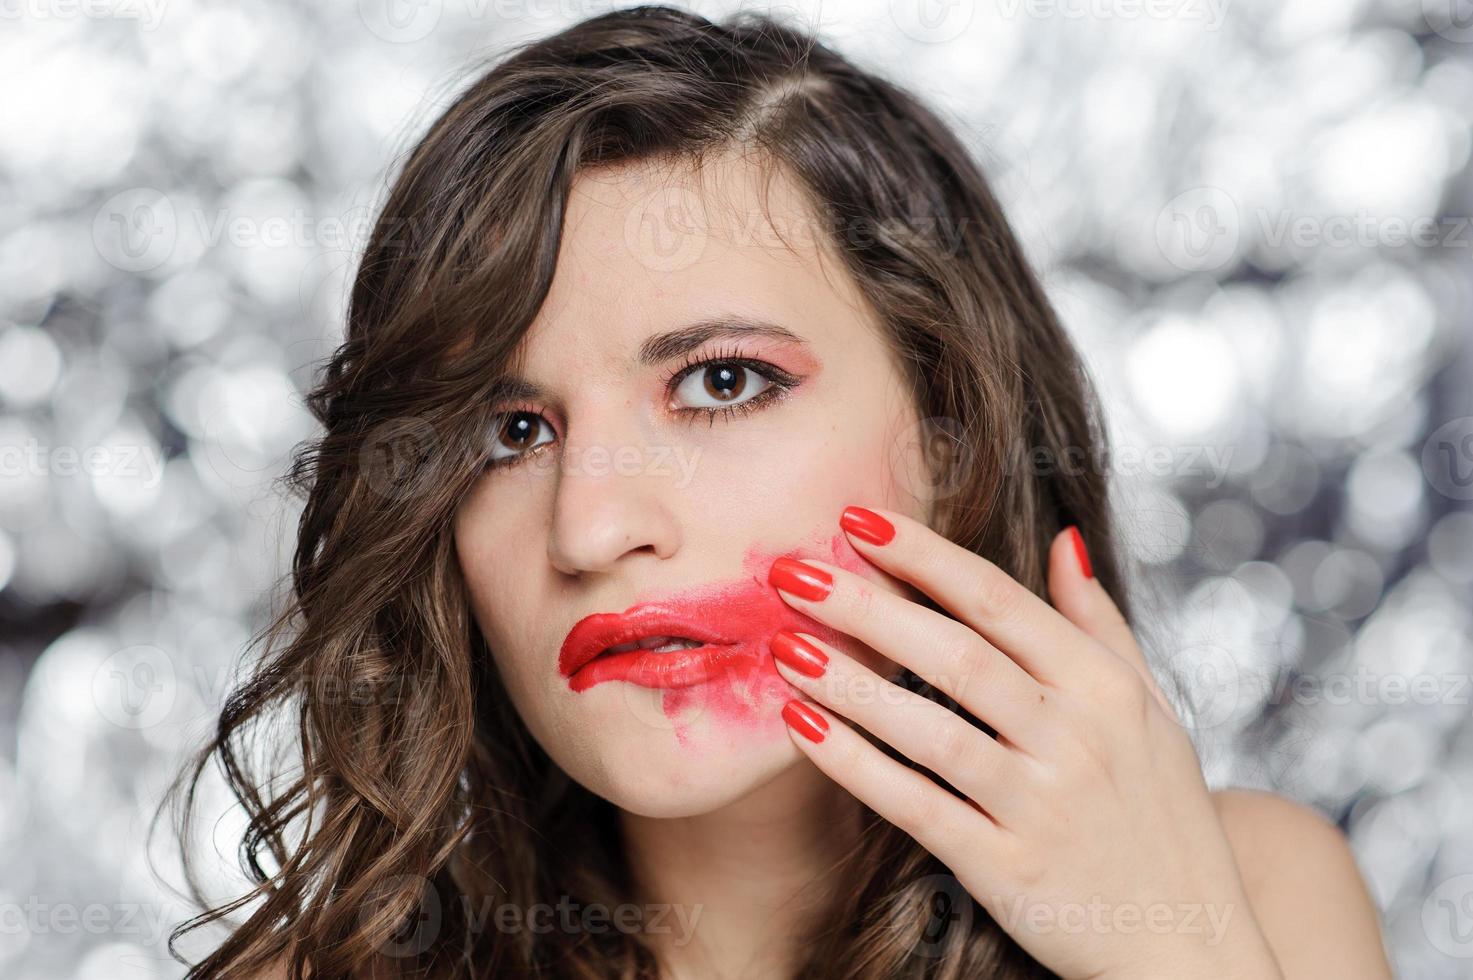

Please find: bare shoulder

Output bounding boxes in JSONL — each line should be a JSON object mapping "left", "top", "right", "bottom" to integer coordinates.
{"left": 1211, "top": 788, "right": 1394, "bottom": 979}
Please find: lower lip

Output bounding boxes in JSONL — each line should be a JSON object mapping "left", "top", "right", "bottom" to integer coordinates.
{"left": 567, "top": 641, "right": 758, "bottom": 692}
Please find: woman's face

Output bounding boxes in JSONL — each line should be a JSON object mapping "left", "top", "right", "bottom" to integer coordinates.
{"left": 453, "top": 150, "right": 934, "bottom": 818}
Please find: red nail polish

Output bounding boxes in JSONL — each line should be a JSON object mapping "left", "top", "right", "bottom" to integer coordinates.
{"left": 1067, "top": 525, "right": 1093, "bottom": 579}
{"left": 782, "top": 699, "right": 829, "bottom": 743}
{"left": 768, "top": 557, "right": 833, "bottom": 601}
{"left": 840, "top": 505, "right": 895, "bottom": 545}
{"left": 770, "top": 631, "right": 828, "bottom": 677}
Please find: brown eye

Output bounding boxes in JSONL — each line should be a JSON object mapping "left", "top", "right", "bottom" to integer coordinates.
{"left": 672, "top": 362, "right": 768, "bottom": 408}
{"left": 487, "top": 411, "right": 554, "bottom": 466}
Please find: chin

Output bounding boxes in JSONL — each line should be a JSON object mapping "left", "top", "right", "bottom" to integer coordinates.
{"left": 595, "top": 735, "right": 800, "bottom": 818}
{"left": 561, "top": 684, "right": 801, "bottom": 818}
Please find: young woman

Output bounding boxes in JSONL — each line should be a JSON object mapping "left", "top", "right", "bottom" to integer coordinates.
{"left": 167, "top": 6, "right": 1393, "bottom": 978}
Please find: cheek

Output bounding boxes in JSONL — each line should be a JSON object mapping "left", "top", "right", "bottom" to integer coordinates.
{"left": 454, "top": 506, "right": 540, "bottom": 683}
{"left": 460, "top": 580, "right": 570, "bottom": 750}
{"left": 768, "top": 363, "right": 929, "bottom": 520}
{"left": 690, "top": 400, "right": 910, "bottom": 519}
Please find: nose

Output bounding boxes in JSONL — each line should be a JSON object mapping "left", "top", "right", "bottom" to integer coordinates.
{"left": 546, "top": 428, "right": 682, "bottom": 576}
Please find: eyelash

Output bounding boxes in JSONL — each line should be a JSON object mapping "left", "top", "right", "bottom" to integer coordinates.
{"left": 662, "top": 343, "right": 802, "bottom": 427}
{"left": 482, "top": 345, "right": 802, "bottom": 471}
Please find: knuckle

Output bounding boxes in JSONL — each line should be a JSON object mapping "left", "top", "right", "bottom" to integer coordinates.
{"left": 849, "top": 580, "right": 879, "bottom": 622}
{"left": 1098, "top": 657, "right": 1148, "bottom": 713}
{"left": 923, "top": 716, "right": 973, "bottom": 774}
{"left": 954, "top": 655, "right": 994, "bottom": 707}
{"left": 897, "top": 781, "right": 941, "bottom": 835}
{"left": 970, "top": 569, "right": 1024, "bottom": 624}
{"left": 936, "top": 625, "right": 988, "bottom": 699}
{"left": 1077, "top": 727, "right": 1113, "bottom": 775}
{"left": 834, "top": 732, "right": 868, "bottom": 772}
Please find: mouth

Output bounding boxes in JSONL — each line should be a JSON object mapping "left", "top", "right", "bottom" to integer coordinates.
{"left": 566, "top": 631, "right": 746, "bottom": 693}
{"left": 558, "top": 603, "right": 747, "bottom": 690}
{"left": 598, "top": 635, "right": 708, "bottom": 657}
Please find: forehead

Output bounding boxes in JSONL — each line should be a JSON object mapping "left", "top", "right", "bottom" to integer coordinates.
{"left": 513, "top": 149, "right": 876, "bottom": 376}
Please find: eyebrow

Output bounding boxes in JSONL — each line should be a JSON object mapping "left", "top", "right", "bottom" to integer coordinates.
{"left": 635, "top": 315, "right": 806, "bottom": 364}
{"left": 490, "top": 316, "right": 808, "bottom": 405}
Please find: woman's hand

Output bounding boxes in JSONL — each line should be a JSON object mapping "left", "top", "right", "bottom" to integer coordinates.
{"left": 765, "top": 505, "right": 1283, "bottom": 980}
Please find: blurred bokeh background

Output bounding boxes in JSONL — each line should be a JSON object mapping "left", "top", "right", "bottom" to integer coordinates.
{"left": 2, "top": 0, "right": 1471, "bottom": 976}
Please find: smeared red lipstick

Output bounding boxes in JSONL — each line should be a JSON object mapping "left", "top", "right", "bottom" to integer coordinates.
{"left": 556, "top": 530, "right": 877, "bottom": 740}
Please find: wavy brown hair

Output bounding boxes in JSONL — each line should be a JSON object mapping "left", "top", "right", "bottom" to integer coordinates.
{"left": 162, "top": 6, "right": 1142, "bottom": 978}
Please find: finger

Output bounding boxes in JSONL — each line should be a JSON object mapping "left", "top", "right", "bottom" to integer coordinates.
{"left": 767, "top": 554, "right": 1051, "bottom": 753}
{"left": 833, "top": 504, "right": 1120, "bottom": 694}
{"left": 769, "top": 630, "right": 1035, "bottom": 829}
{"left": 777, "top": 696, "right": 1009, "bottom": 874}
{"left": 1046, "top": 526, "right": 1174, "bottom": 716}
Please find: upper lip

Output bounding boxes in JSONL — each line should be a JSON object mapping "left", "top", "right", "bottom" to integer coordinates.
{"left": 558, "top": 603, "right": 735, "bottom": 679}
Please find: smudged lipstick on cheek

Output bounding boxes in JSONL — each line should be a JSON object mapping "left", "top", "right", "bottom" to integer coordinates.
{"left": 557, "top": 531, "right": 875, "bottom": 737}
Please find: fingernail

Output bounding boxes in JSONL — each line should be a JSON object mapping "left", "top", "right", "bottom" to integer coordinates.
{"left": 782, "top": 699, "right": 829, "bottom": 743}
{"left": 1067, "top": 525, "right": 1093, "bottom": 579}
{"left": 770, "top": 631, "right": 828, "bottom": 677}
{"left": 769, "top": 556, "right": 833, "bottom": 601}
{"left": 840, "top": 505, "right": 895, "bottom": 545}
